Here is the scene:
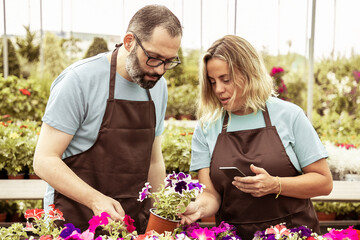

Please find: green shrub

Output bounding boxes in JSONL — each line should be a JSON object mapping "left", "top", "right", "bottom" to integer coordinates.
{"left": 166, "top": 84, "right": 198, "bottom": 119}
{"left": 0, "top": 38, "right": 21, "bottom": 77}
{"left": 84, "top": 37, "right": 109, "bottom": 58}
{"left": 43, "top": 32, "right": 68, "bottom": 79}
{"left": 0, "top": 119, "right": 40, "bottom": 176}
{"left": 162, "top": 121, "right": 194, "bottom": 173}
{"left": 0, "top": 75, "right": 48, "bottom": 122}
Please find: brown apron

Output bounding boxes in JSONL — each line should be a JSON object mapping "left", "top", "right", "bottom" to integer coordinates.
{"left": 210, "top": 106, "right": 319, "bottom": 240}
{"left": 54, "top": 44, "right": 155, "bottom": 233}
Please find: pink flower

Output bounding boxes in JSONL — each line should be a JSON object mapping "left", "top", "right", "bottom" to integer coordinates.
{"left": 136, "top": 230, "right": 157, "bottom": 240}
{"left": 322, "top": 226, "right": 359, "bottom": 240}
{"left": 265, "top": 224, "right": 290, "bottom": 238}
{"left": 39, "top": 235, "right": 53, "bottom": 240}
{"left": 88, "top": 212, "right": 110, "bottom": 232}
{"left": 24, "top": 221, "right": 35, "bottom": 231}
{"left": 190, "top": 227, "right": 216, "bottom": 240}
{"left": 270, "top": 67, "right": 284, "bottom": 76}
{"left": 79, "top": 229, "right": 95, "bottom": 240}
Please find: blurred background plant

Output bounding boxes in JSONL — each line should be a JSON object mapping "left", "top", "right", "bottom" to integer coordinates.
{"left": 0, "top": 117, "right": 40, "bottom": 176}
{"left": 162, "top": 120, "right": 194, "bottom": 174}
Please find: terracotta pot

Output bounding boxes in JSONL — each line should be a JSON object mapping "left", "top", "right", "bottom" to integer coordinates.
{"left": 0, "top": 212, "right": 7, "bottom": 222}
{"left": 28, "top": 173, "right": 41, "bottom": 179}
{"left": 146, "top": 208, "right": 180, "bottom": 234}
{"left": 8, "top": 173, "right": 25, "bottom": 179}
{"left": 201, "top": 215, "right": 216, "bottom": 223}
{"left": 316, "top": 211, "right": 336, "bottom": 221}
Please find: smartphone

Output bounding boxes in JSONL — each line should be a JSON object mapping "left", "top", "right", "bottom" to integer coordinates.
{"left": 219, "top": 166, "right": 247, "bottom": 180}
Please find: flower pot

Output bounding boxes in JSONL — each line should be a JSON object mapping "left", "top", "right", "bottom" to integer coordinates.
{"left": 8, "top": 173, "right": 25, "bottom": 179}
{"left": 0, "top": 212, "right": 7, "bottom": 222}
{"left": 316, "top": 211, "right": 336, "bottom": 221}
{"left": 28, "top": 173, "right": 41, "bottom": 179}
{"left": 201, "top": 215, "right": 216, "bottom": 223}
{"left": 146, "top": 208, "right": 180, "bottom": 234}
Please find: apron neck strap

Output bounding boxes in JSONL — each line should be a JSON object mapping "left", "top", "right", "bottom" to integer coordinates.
{"left": 110, "top": 43, "right": 152, "bottom": 101}
{"left": 146, "top": 89, "right": 152, "bottom": 101}
{"left": 221, "top": 104, "right": 272, "bottom": 133}
{"left": 109, "top": 43, "right": 122, "bottom": 100}
{"left": 222, "top": 111, "right": 229, "bottom": 134}
{"left": 263, "top": 104, "right": 272, "bottom": 127}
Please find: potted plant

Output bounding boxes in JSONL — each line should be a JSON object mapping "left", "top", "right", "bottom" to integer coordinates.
{"left": 138, "top": 172, "right": 205, "bottom": 233}
{"left": 0, "top": 119, "right": 40, "bottom": 177}
{"left": 312, "top": 201, "right": 337, "bottom": 220}
{"left": 334, "top": 202, "right": 359, "bottom": 220}
{"left": 0, "top": 200, "right": 8, "bottom": 222}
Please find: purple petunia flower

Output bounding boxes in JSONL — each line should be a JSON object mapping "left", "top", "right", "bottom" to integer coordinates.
{"left": 138, "top": 182, "right": 152, "bottom": 202}
{"left": 290, "top": 225, "right": 312, "bottom": 237}
{"left": 59, "top": 223, "right": 81, "bottom": 238}
{"left": 188, "top": 182, "right": 203, "bottom": 191}
{"left": 177, "top": 172, "right": 189, "bottom": 180}
{"left": 175, "top": 180, "right": 188, "bottom": 194}
{"left": 165, "top": 177, "right": 173, "bottom": 189}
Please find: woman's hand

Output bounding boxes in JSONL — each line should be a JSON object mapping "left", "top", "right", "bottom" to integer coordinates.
{"left": 232, "top": 164, "right": 279, "bottom": 197}
{"left": 179, "top": 202, "right": 202, "bottom": 225}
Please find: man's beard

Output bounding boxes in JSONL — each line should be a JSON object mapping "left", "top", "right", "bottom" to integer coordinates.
{"left": 125, "top": 47, "right": 162, "bottom": 89}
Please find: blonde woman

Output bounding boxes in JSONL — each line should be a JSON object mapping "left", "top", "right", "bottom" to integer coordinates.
{"left": 179, "top": 35, "right": 332, "bottom": 239}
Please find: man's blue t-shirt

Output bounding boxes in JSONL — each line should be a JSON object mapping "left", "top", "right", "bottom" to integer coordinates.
{"left": 42, "top": 52, "right": 168, "bottom": 209}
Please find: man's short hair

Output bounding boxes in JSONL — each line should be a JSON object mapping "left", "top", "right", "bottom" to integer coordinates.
{"left": 126, "top": 4, "right": 182, "bottom": 42}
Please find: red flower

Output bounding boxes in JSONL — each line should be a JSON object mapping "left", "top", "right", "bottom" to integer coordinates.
{"left": 124, "top": 215, "right": 136, "bottom": 233}
{"left": 1, "top": 114, "right": 11, "bottom": 119}
{"left": 25, "top": 208, "right": 45, "bottom": 220}
{"left": 19, "top": 88, "right": 31, "bottom": 96}
{"left": 48, "top": 204, "right": 65, "bottom": 221}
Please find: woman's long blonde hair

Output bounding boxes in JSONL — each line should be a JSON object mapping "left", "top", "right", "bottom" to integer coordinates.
{"left": 197, "top": 35, "right": 275, "bottom": 125}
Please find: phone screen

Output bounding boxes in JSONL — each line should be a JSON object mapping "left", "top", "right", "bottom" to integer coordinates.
{"left": 219, "top": 166, "right": 247, "bottom": 180}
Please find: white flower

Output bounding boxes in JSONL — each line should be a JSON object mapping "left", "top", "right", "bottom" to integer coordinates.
{"left": 325, "top": 141, "right": 360, "bottom": 179}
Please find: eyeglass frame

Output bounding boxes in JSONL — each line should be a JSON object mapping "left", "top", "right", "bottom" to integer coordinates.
{"left": 131, "top": 33, "right": 181, "bottom": 70}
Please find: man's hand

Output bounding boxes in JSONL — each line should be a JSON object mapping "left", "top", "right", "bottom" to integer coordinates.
{"left": 90, "top": 194, "right": 125, "bottom": 221}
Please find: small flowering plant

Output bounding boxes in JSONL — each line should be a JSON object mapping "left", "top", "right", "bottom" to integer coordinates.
{"left": 138, "top": 172, "right": 205, "bottom": 221}
{"left": 24, "top": 204, "right": 65, "bottom": 238}
{"left": 252, "top": 223, "right": 322, "bottom": 240}
{"left": 270, "top": 67, "right": 288, "bottom": 101}
{"left": 174, "top": 221, "right": 241, "bottom": 240}
{"left": 58, "top": 212, "right": 137, "bottom": 240}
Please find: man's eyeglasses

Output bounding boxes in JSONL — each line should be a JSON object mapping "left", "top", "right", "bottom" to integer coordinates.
{"left": 132, "top": 33, "right": 181, "bottom": 70}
